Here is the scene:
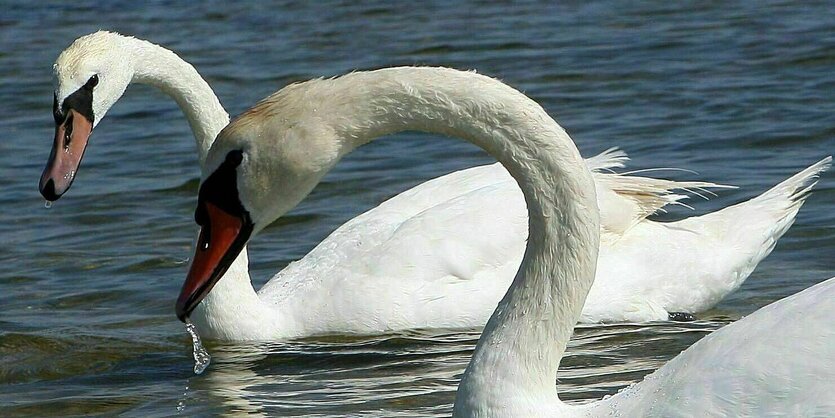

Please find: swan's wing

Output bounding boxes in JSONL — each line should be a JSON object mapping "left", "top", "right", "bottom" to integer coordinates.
{"left": 595, "top": 277, "right": 835, "bottom": 416}
{"left": 254, "top": 151, "right": 750, "bottom": 329}
{"left": 257, "top": 163, "right": 528, "bottom": 330}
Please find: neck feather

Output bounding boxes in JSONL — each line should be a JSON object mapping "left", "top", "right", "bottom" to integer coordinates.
{"left": 299, "top": 68, "right": 600, "bottom": 411}
{"left": 117, "top": 37, "right": 272, "bottom": 338}
{"left": 191, "top": 250, "right": 293, "bottom": 340}
{"left": 126, "top": 37, "right": 229, "bottom": 165}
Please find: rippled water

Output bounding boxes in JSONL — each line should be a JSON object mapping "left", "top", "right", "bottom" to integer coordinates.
{"left": 1, "top": 1, "right": 834, "bottom": 416}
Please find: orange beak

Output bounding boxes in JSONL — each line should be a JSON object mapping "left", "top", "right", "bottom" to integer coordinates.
{"left": 176, "top": 202, "right": 253, "bottom": 322}
{"left": 40, "top": 108, "right": 93, "bottom": 201}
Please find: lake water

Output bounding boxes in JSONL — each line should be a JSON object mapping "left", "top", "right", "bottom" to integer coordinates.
{"left": 1, "top": 1, "right": 834, "bottom": 416}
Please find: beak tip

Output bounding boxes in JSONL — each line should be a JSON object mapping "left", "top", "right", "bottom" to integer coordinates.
{"left": 39, "top": 178, "right": 62, "bottom": 201}
{"left": 175, "top": 299, "right": 190, "bottom": 323}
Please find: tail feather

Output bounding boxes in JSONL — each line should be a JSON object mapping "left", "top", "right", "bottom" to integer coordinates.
{"left": 742, "top": 156, "right": 832, "bottom": 256}
{"left": 752, "top": 156, "right": 832, "bottom": 212}
{"left": 670, "top": 156, "right": 833, "bottom": 305}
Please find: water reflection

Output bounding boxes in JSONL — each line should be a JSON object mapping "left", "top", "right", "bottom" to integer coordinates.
{"left": 189, "top": 320, "right": 726, "bottom": 416}
{"left": 199, "top": 344, "right": 271, "bottom": 417}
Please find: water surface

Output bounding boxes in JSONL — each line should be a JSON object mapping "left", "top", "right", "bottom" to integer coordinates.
{"left": 1, "top": 1, "right": 834, "bottom": 416}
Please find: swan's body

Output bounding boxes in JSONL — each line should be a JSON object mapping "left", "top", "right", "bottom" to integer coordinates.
{"left": 186, "top": 66, "right": 834, "bottom": 415}
{"left": 585, "top": 277, "right": 835, "bottom": 416}
{"left": 458, "top": 277, "right": 835, "bottom": 417}
{"left": 48, "top": 32, "right": 828, "bottom": 341}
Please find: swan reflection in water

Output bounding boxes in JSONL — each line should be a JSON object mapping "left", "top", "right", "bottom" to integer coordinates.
{"left": 192, "top": 321, "right": 725, "bottom": 416}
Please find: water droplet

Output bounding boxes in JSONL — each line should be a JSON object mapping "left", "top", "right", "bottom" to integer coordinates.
{"left": 185, "top": 319, "right": 211, "bottom": 374}
{"left": 44, "top": 200, "right": 53, "bottom": 209}
{"left": 176, "top": 382, "right": 190, "bottom": 413}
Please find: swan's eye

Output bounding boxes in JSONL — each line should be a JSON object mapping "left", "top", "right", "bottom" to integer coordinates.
{"left": 85, "top": 74, "right": 99, "bottom": 89}
{"left": 226, "top": 149, "right": 244, "bottom": 165}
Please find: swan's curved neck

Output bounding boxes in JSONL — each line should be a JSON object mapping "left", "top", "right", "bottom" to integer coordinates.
{"left": 124, "top": 38, "right": 229, "bottom": 165}
{"left": 287, "top": 68, "right": 600, "bottom": 413}
{"left": 117, "top": 38, "right": 273, "bottom": 338}
{"left": 190, "top": 250, "right": 292, "bottom": 341}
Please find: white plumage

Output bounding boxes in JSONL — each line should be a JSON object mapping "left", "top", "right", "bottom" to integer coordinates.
{"left": 588, "top": 277, "right": 835, "bottom": 416}
{"left": 189, "top": 66, "right": 833, "bottom": 415}
{"left": 52, "top": 32, "right": 828, "bottom": 342}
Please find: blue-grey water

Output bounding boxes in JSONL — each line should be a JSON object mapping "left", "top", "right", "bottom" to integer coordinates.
{"left": 1, "top": 1, "right": 834, "bottom": 416}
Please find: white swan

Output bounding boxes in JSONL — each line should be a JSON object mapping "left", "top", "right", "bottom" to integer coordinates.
{"left": 44, "top": 32, "right": 828, "bottom": 340}
{"left": 185, "top": 66, "right": 835, "bottom": 415}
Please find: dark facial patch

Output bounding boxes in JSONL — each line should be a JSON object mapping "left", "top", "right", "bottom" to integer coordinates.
{"left": 53, "top": 93, "right": 61, "bottom": 124}
{"left": 176, "top": 149, "right": 253, "bottom": 320}
{"left": 58, "top": 75, "right": 98, "bottom": 124}
{"left": 195, "top": 150, "right": 251, "bottom": 227}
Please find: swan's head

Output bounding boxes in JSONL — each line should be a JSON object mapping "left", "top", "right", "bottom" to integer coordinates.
{"left": 40, "top": 31, "right": 133, "bottom": 201}
{"left": 176, "top": 89, "right": 342, "bottom": 321}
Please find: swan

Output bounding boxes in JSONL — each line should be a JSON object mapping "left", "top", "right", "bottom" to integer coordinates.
{"left": 43, "top": 32, "right": 829, "bottom": 339}
{"left": 183, "top": 66, "right": 835, "bottom": 415}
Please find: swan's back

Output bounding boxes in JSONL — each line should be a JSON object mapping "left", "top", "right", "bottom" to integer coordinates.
{"left": 256, "top": 163, "right": 527, "bottom": 333}
{"left": 253, "top": 153, "right": 720, "bottom": 333}
{"left": 595, "top": 277, "right": 835, "bottom": 416}
{"left": 252, "top": 150, "right": 735, "bottom": 332}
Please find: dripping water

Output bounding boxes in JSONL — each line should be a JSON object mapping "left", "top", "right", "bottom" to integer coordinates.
{"left": 176, "top": 381, "right": 190, "bottom": 414}
{"left": 185, "top": 319, "right": 211, "bottom": 374}
{"left": 44, "top": 200, "right": 53, "bottom": 209}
